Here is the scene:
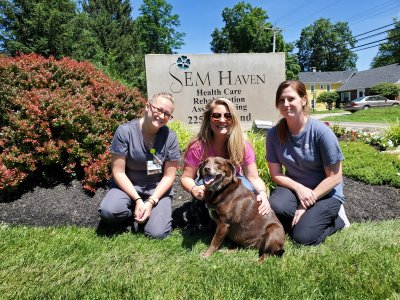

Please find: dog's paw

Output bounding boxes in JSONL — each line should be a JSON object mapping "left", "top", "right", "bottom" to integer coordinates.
{"left": 200, "top": 251, "right": 210, "bottom": 259}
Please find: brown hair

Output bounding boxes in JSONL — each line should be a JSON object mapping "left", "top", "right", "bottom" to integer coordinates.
{"left": 185, "top": 98, "right": 248, "bottom": 166}
{"left": 275, "top": 80, "right": 310, "bottom": 143}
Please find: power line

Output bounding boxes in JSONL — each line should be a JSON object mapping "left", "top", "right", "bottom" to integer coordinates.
{"left": 275, "top": 0, "right": 317, "bottom": 23}
{"left": 355, "top": 28, "right": 394, "bottom": 43}
{"left": 352, "top": 44, "right": 381, "bottom": 52}
{"left": 346, "top": 0, "right": 399, "bottom": 24}
{"left": 350, "top": 34, "right": 400, "bottom": 50}
{"left": 354, "top": 22, "right": 397, "bottom": 38}
{"left": 284, "top": 0, "right": 345, "bottom": 29}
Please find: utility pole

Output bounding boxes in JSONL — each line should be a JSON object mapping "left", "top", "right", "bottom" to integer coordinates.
{"left": 265, "top": 26, "right": 282, "bottom": 53}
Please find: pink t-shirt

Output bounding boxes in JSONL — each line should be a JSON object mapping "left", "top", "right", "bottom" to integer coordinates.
{"left": 184, "top": 140, "right": 255, "bottom": 175}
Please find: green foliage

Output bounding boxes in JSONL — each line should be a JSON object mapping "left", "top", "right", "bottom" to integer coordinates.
{"left": 0, "top": 53, "right": 146, "bottom": 192}
{"left": 323, "top": 106, "right": 400, "bottom": 124}
{"left": 369, "top": 82, "right": 400, "bottom": 99}
{"left": 340, "top": 141, "right": 400, "bottom": 187}
{"left": 0, "top": 0, "right": 77, "bottom": 58}
{"left": 210, "top": 2, "right": 299, "bottom": 80}
{"left": 0, "top": 0, "right": 185, "bottom": 94}
{"left": 371, "top": 18, "right": 400, "bottom": 68}
{"left": 135, "top": 0, "right": 185, "bottom": 54}
{"left": 246, "top": 130, "right": 273, "bottom": 190}
{"left": 384, "top": 121, "right": 400, "bottom": 148}
{"left": 317, "top": 91, "right": 340, "bottom": 110}
{"left": 285, "top": 42, "right": 300, "bottom": 80}
{"left": 210, "top": 2, "right": 276, "bottom": 53}
{"left": 1, "top": 221, "right": 400, "bottom": 299}
{"left": 167, "top": 121, "right": 194, "bottom": 151}
{"left": 296, "top": 18, "right": 357, "bottom": 71}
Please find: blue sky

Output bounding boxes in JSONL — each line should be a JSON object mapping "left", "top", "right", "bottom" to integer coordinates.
{"left": 131, "top": 0, "right": 400, "bottom": 71}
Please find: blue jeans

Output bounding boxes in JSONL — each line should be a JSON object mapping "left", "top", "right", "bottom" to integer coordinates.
{"left": 196, "top": 175, "right": 255, "bottom": 192}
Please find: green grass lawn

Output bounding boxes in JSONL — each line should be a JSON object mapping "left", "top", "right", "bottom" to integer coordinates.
{"left": 321, "top": 107, "right": 400, "bottom": 123}
{"left": 1, "top": 221, "right": 399, "bottom": 300}
{"left": 1, "top": 109, "right": 400, "bottom": 300}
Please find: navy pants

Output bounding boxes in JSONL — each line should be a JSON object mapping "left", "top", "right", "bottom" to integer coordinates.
{"left": 269, "top": 186, "right": 345, "bottom": 246}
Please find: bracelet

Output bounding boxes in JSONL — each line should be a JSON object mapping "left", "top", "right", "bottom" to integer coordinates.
{"left": 133, "top": 197, "right": 142, "bottom": 202}
{"left": 148, "top": 195, "right": 159, "bottom": 206}
{"left": 190, "top": 185, "right": 196, "bottom": 197}
{"left": 258, "top": 189, "right": 267, "bottom": 194}
{"left": 147, "top": 198, "right": 156, "bottom": 206}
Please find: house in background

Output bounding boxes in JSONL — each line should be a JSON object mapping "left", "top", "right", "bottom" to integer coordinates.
{"left": 299, "top": 68, "right": 355, "bottom": 105}
{"left": 336, "top": 63, "right": 400, "bottom": 101}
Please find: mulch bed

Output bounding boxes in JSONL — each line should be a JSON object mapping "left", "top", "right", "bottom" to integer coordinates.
{"left": 0, "top": 176, "right": 399, "bottom": 229}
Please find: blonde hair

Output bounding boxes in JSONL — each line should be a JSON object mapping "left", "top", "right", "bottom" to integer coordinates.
{"left": 149, "top": 92, "right": 175, "bottom": 105}
{"left": 275, "top": 80, "right": 310, "bottom": 144}
{"left": 186, "top": 97, "right": 248, "bottom": 166}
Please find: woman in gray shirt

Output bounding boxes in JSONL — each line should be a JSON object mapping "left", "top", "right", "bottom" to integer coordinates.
{"left": 99, "top": 92, "right": 180, "bottom": 238}
{"left": 266, "top": 80, "right": 350, "bottom": 246}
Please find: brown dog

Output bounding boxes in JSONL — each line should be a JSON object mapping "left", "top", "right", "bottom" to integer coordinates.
{"left": 199, "top": 156, "right": 285, "bottom": 262}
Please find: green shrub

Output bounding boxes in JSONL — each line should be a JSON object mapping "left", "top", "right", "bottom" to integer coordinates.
{"left": 167, "top": 121, "right": 194, "bottom": 152}
{"left": 340, "top": 141, "right": 400, "bottom": 187}
{"left": 246, "top": 130, "right": 273, "bottom": 190}
{"left": 0, "top": 54, "right": 146, "bottom": 192}
{"left": 369, "top": 82, "right": 400, "bottom": 99}
{"left": 383, "top": 121, "right": 400, "bottom": 147}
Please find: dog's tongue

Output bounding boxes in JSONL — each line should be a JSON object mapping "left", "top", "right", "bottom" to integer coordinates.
{"left": 204, "top": 175, "right": 216, "bottom": 185}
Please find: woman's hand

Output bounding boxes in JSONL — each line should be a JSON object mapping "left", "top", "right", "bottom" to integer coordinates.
{"left": 257, "top": 192, "right": 271, "bottom": 215}
{"left": 191, "top": 185, "right": 206, "bottom": 200}
{"left": 295, "top": 184, "right": 317, "bottom": 209}
{"left": 134, "top": 200, "right": 153, "bottom": 223}
{"left": 292, "top": 208, "right": 306, "bottom": 227}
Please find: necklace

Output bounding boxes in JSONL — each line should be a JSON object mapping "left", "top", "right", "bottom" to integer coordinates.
{"left": 143, "top": 134, "right": 155, "bottom": 150}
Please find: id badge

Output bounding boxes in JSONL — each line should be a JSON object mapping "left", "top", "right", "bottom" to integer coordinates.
{"left": 147, "top": 160, "right": 162, "bottom": 175}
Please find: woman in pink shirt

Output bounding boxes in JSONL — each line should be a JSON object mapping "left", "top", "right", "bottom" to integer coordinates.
{"left": 180, "top": 98, "right": 270, "bottom": 228}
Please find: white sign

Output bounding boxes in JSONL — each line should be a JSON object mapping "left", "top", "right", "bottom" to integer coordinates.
{"left": 145, "top": 53, "right": 285, "bottom": 125}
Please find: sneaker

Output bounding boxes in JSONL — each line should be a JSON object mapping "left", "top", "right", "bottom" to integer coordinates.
{"left": 338, "top": 205, "right": 351, "bottom": 228}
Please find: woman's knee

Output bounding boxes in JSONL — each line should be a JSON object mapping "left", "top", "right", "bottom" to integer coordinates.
{"left": 99, "top": 193, "right": 132, "bottom": 223}
{"left": 269, "top": 187, "right": 297, "bottom": 216}
{"left": 292, "top": 229, "right": 319, "bottom": 246}
{"left": 145, "top": 223, "right": 172, "bottom": 239}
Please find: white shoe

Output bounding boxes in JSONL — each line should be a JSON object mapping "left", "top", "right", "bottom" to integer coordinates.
{"left": 338, "top": 205, "right": 351, "bottom": 228}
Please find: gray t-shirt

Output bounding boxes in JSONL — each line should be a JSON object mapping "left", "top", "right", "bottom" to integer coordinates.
{"left": 266, "top": 118, "right": 345, "bottom": 202}
{"left": 110, "top": 120, "right": 180, "bottom": 194}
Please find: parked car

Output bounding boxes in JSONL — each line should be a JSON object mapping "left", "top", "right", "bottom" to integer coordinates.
{"left": 344, "top": 95, "right": 400, "bottom": 112}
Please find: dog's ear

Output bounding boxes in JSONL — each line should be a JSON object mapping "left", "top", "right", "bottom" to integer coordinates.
{"left": 226, "top": 159, "right": 236, "bottom": 176}
{"left": 197, "top": 160, "right": 206, "bottom": 179}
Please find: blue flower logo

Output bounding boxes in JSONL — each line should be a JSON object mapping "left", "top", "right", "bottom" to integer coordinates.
{"left": 177, "top": 55, "right": 190, "bottom": 69}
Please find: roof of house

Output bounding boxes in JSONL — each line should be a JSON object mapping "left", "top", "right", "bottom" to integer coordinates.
{"left": 299, "top": 70, "right": 355, "bottom": 84}
{"left": 336, "top": 63, "right": 400, "bottom": 92}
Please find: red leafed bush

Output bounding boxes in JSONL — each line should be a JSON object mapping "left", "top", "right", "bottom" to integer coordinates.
{"left": 0, "top": 53, "right": 146, "bottom": 193}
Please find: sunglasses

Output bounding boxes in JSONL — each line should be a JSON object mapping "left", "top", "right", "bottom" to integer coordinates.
{"left": 148, "top": 102, "right": 173, "bottom": 120}
{"left": 211, "top": 112, "right": 232, "bottom": 120}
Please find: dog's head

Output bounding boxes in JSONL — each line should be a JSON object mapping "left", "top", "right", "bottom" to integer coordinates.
{"left": 199, "top": 157, "right": 236, "bottom": 192}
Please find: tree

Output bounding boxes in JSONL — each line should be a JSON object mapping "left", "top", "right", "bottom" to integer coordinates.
{"left": 296, "top": 18, "right": 357, "bottom": 72}
{"left": 135, "top": 0, "right": 185, "bottom": 54}
{"left": 210, "top": 2, "right": 299, "bottom": 79}
{"left": 131, "top": 0, "right": 184, "bottom": 92}
{"left": 0, "top": 0, "right": 77, "bottom": 58}
{"left": 210, "top": 2, "right": 278, "bottom": 53}
{"left": 317, "top": 91, "right": 340, "bottom": 110}
{"left": 369, "top": 82, "right": 400, "bottom": 99}
{"left": 371, "top": 18, "right": 400, "bottom": 68}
